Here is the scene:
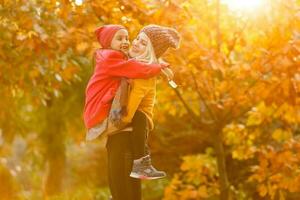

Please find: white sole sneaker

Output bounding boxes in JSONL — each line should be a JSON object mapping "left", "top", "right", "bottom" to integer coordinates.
{"left": 129, "top": 172, "right": 166, "bottom": 180}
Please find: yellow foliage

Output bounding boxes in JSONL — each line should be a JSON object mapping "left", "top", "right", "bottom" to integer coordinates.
{"left": 258, "top": 184, "right": 267, "bottom": 197}
{"left": 272, "top": 129, "right": 292, "bottom": 143}
{"left": 164, "top": 153, "right": 219, "bottom": 200}
{"left": 1, "top": 0, "right": 300, "bottom": 199}
{"left": 249, "top": 140, "right": 300, "bottom": 199}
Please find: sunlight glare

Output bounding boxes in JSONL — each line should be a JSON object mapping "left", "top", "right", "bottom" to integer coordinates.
{"left": 221, "top": 0, "right": 264, "bottom": 11}
{"left": 75, "top": 0, "right": 83, "bottom": 6}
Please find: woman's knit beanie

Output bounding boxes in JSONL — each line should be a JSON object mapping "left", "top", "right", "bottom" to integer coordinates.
{"left": 140, "top": 25, "right": 180, "bottom": 58}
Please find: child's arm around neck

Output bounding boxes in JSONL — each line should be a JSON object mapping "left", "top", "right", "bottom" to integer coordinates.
{"left": 95, "top": 49, "right": 164, "bottom": 79}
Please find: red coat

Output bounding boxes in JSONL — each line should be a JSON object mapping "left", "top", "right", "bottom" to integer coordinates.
{"left": 83, "top": 49, "right": 162, "bottom": 129}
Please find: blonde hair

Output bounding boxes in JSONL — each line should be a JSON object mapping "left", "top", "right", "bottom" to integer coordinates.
{"left": 133, "top": 32, "right": 158, "bottom": 64}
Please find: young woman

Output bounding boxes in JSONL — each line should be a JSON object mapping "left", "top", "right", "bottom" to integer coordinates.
{"left": 106, "top": 24, "right": 180, "bottom": 200}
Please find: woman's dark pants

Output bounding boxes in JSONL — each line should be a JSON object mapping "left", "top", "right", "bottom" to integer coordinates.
{"left": 106, "top": 111, "right": 148, "bottom": 200}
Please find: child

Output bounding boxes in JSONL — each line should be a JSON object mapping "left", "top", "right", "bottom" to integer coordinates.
{"left": 113, "top": 25, "right": 180, "bottom": 179}
{"left": 83, "top": 24, "right": 169, "bottom": 141}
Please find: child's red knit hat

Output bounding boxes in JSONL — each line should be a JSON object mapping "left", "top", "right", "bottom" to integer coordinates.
{"left": 95, "top": 25, "right": 125, "bottom": 48}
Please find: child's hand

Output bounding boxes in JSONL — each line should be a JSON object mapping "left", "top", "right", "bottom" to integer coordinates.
{"left": 161, "top": 67, "right": 174, "bottom": 80}
{"left": 110, "top": 108, "right": 126, "bottom": 128}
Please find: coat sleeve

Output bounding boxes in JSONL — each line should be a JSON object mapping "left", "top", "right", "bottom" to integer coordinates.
{"left": 97, "top": 50, "right": 162, "bottom": 79}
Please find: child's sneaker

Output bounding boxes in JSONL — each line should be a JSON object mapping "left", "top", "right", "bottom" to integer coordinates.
{"left": 130, "top": 155, "right": 166, "bottom": 180}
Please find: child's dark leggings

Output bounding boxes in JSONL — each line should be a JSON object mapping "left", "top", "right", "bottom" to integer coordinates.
{"left": 131, "top": 110, "right": 149, "bottom": 159}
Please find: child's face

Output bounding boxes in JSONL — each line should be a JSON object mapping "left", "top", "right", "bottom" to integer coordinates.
{"left": 129, "top": 32, "right": 149, "bottom": 58}
{"left": 110, "top": 29, "right": 130, "bottom": 54}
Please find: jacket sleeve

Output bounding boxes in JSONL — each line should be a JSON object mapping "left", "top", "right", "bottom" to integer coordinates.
{"left": 97, "top": 51, "right": 162, "bottom": 78}
{"left": 106, "top": 59, "right": 162, "bottom": 78}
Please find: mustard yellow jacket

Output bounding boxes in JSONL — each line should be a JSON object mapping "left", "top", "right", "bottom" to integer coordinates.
{"left": 122, "top": 78, "right": 156, "bottom": 130}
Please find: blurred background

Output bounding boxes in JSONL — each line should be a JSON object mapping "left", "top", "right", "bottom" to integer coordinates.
{"left": 0, "top": 0, "right": 300, "bottom": 199}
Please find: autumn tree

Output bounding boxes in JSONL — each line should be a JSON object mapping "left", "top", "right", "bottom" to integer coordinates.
{"left": 1, "top": 0, "right": 300, "bottom": 199}
{"left": 138, "top": 0, "right": 300, "bottom": 199}
{"left": 1, "top": 0, "right": 174, "bottom": 198}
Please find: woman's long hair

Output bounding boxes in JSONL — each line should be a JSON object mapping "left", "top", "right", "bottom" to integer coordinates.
{"left": 132, "top": 32, "right": 158, "bottom": 64}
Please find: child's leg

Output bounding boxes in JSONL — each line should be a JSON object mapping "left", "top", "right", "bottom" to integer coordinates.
{"left": 131, "top": 111, "right": 149, "bottom": 159}
{"left": 129, "top": 111, "right": 166, "bottom": 180}
{"left": 128, "top": 80, "right": 154, "bottom": 159}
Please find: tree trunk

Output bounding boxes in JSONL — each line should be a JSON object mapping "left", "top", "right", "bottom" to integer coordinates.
{"left": 214, "top": 129, "right": 230, "bottom": 200}
{"left": 43, "top": 154, "right": 66, "bottom": 197}
{"left": 42, "top": 106, "right": 66, "bottom": 198}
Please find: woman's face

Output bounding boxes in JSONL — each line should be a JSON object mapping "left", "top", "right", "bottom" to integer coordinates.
{"left": 129, "top": 32, "right": 149, "bottom": 57}
{"left": 110, "top": 29, "right": 130, "bottom": 54}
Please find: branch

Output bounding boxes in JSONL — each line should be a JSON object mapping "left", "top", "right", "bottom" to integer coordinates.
{"left": 172, "top": 87, "right": 198, "bottom": 121}
{"left": 224, "top": 81, "right": 282, "bottom": 125}
{"left": 222, "top": 50, "right": 279, "bottom": 123}
{"left": 172, "top": 87, "right": 212, "bottom": 129}
{"left": 190, "top": 70, "right": 217, "bottom": 122}
{"left": 216, "top": 0, "right": 221, "bottom": 52}
{"left": 226, "top": 20, "right": 249, "bottom": 59}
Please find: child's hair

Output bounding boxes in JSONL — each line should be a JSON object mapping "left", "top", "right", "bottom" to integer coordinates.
{"left": 133, "top": 32, "right": 158, "bottom": 64}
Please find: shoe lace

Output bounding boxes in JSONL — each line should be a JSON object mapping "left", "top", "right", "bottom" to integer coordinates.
{"left": 141, "top": 156, "right": 152, "bottom": 166}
